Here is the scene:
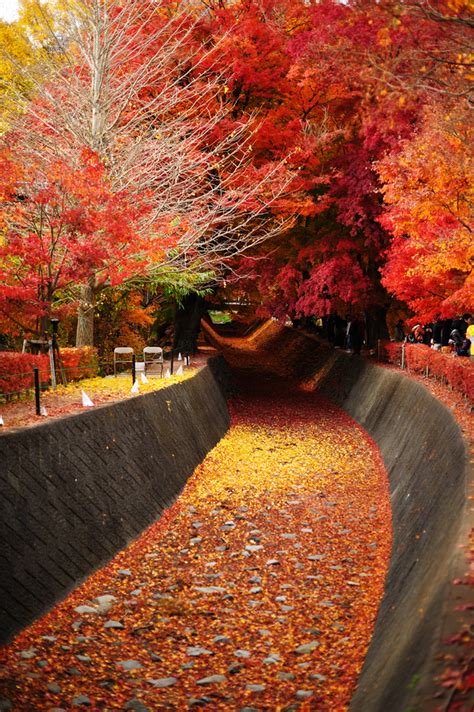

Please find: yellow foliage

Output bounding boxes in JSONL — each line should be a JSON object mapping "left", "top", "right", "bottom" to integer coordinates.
{"left": 52, "top": 370, "right": 195, "bottom": 400}
{"left": 447, "top": 0, "right": 474, "bottom": 11}
{"left": 377, "top": 27, "right": 391, "bottom": 48}
{"left": 0, "top": 19, "right": 35, "bottom": 131}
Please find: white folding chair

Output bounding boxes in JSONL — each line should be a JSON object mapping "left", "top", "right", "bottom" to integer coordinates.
{"left": 113, "top": 347, "right": 134, "bottom": 376}
{"left": 143, "top": 346, "right": 164, "bottom": 376}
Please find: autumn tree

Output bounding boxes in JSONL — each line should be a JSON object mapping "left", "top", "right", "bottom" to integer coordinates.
{"left": 2, "top": 0, "right": 471, "bottom": 346}
{"left": 196, "top": 0, "right": 402, "bottom": 338}
{"left": 368, "top": 0, "right": 474, "bottom": 322}
{"left": 378, "top": 103, "right": 473, "bottom": 321}
{"left": 0, "top": 17, "right": 36, "bottom": 131}
{"left": 0, "top": 145, "right": 164, "bottom": 336}
{"left": 1, "top": 0, "right": 296, "bottom": 345}
{"left": 205, "top": 0, "right": 473, "bottom": 338}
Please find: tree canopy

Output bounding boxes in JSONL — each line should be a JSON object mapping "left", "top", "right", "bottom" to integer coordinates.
{"left": 0, "top": 0, "right": 472, "bottom": 344}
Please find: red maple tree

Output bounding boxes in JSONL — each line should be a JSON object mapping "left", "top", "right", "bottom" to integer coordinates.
{"left": 0, "top": 144, "right": 165, "bottom": 335}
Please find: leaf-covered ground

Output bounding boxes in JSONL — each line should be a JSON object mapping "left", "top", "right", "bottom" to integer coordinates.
{"left": 0, "top": 367, "right": 391, "bottom": 711}
{"left": 0, "top": 367, "right": 197, "bottom": 430}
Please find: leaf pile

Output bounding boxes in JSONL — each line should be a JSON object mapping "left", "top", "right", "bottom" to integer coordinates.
{"left": 0, "top": 376, "right": 391, "bottom": 710}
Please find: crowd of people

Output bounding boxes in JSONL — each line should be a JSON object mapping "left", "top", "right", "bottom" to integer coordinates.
{"left": 306, "top": 312, "right": 474, "bottom": 359}
{"left": 394, "top": 314, "right": 474, "bottom": 358}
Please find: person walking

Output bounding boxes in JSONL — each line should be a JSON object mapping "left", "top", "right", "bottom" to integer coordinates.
{"left": 349, "top": 314, "right": 365, "bottom": 355}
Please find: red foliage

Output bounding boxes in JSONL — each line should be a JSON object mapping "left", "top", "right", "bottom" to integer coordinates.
{"left": 0, "top": 142, "right": 169, "bottom": 332}
{"left": 379, "top": 342, "right": 474, "bottom": 403}
{"left": 215, "top": 0, "right": 472, "bottom": 327}
{"left": 0, "top": 347, "right": 98, "bottom": 397}
{"left": 379, "top": 341, "right": 404, "bottom": 366}
{"left": 60, "top": 347, "right": 99, "bottom": 381}
{"left": 1, "top": 0, "right": 471, "bottom": 339}
{"left": 296, "top": 255, "right": 371, "bottom": 317}
{"left": 0, "top": 352, "right": 50, "bottom": 397}
{"left": 378, "top": 105, "right": 473, "bottom": 323}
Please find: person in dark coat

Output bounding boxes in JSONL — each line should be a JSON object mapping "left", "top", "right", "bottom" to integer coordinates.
{"left": 422, "top": 323, "right": 433, "bottom": 345}
{"left": 451, "top": 314, "right": 470, "bottom": 338}
{"left": 432, "top": 317, "right": 443, "bottom": 349}
{"left": 394, "top": 320, "right": 405, "bottom": 342}
{"left": 449, "top": 328, "right": 470, "bottom": 357}
{"left": 441, "top": 318, "right": 453, "bottom": 346}
{"left": 334, "top": 314, "right": 347, "bottom": 349}
{"left": 349, "top": 314, "right": 364, "bottom": 355}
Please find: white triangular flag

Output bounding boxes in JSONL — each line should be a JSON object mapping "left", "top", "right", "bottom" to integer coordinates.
{"left": 131, "top": 379, "right": 140, "bottom": 393}
{"left": 177, "top": 352, "right": 183, "bottom": 361}
{"left": 0, "top": 415, "right": 4, "bottom": 426}
{"left": 140, "top": 372, "right": 149, "bottom": 384}
{"left": 164, "top": 368, "right": 171, "bottom": 379}
{"left": 176, "top": 365, "right": 184, "bottom": 376}
{"left": 40, "top": 405, "right": 48, "bottom": 417}
{"left": 81, "top": 390, "right": 94, "bottom": 407}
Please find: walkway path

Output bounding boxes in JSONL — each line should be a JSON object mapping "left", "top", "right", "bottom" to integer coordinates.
{"left": 0, "top": 344, "right": 392, "bottom": 711}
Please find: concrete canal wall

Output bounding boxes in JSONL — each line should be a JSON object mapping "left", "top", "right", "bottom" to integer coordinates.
{"left": 317, "top": 356, "right": 470, "bottom": 712}
{"left": 0, "top": 358, "right": 230, "bottom": 644}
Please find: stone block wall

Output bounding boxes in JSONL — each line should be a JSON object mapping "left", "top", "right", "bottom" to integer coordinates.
{"left": 318, "top": 356, "right": 470, "bottom": 712}
{"left": 0, "top": 359, "right": 230, "bottom": 644}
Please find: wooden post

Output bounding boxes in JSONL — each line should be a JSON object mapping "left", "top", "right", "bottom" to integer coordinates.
{"left": 49, "top": 341, "right": 57, "bottom": 389}
{"left": 33, "top": 367, "right": 41, "bottom": 416}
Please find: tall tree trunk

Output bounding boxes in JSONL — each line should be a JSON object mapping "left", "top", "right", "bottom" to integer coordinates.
{"left": 76, "top": 277, "right": 96, "bottom": 347}
{"left": 38, "top": 282, "right": 54, "bottom": 340}
{"left": 173, "top": 293, "right": 207, "bottom": 354}
{"left": 365, "top": 304, "right": 389, "bottom": 349}
{"left": 74, "top": 4, "right": 103, "bottom": 351}
{"left": 38, "top": 314, "right": 49, "bottom": 341}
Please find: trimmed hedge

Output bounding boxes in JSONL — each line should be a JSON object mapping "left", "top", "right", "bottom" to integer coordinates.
{"left": 0, "top": 347, "right": 99, "bottom": 397}
{"left": 379, "top": 341, "right": 473, "bottom": 403}
{"left": 0, "top": 352, "right": 50, "bottom": 397}
{"left": 60, "top": 346, "right": 99, "bottom": 381}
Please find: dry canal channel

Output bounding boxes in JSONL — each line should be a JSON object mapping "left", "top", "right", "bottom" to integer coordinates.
{"left": 0, "top": 370, "right": 391, "bottom": 711}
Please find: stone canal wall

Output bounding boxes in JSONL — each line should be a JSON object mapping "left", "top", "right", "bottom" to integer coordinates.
{"left": 0, "top": 358, "right": 230, "bottom": 644}
{"left": 318, "top": 356, "right": 470, "bottom": 712}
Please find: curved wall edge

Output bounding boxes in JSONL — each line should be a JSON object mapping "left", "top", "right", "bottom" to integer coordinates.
{"left": 317, "top": 356, "right": 469, "bottom": 712}
{"left": 0, "top": 357, "right": 231, "bottom": 645}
